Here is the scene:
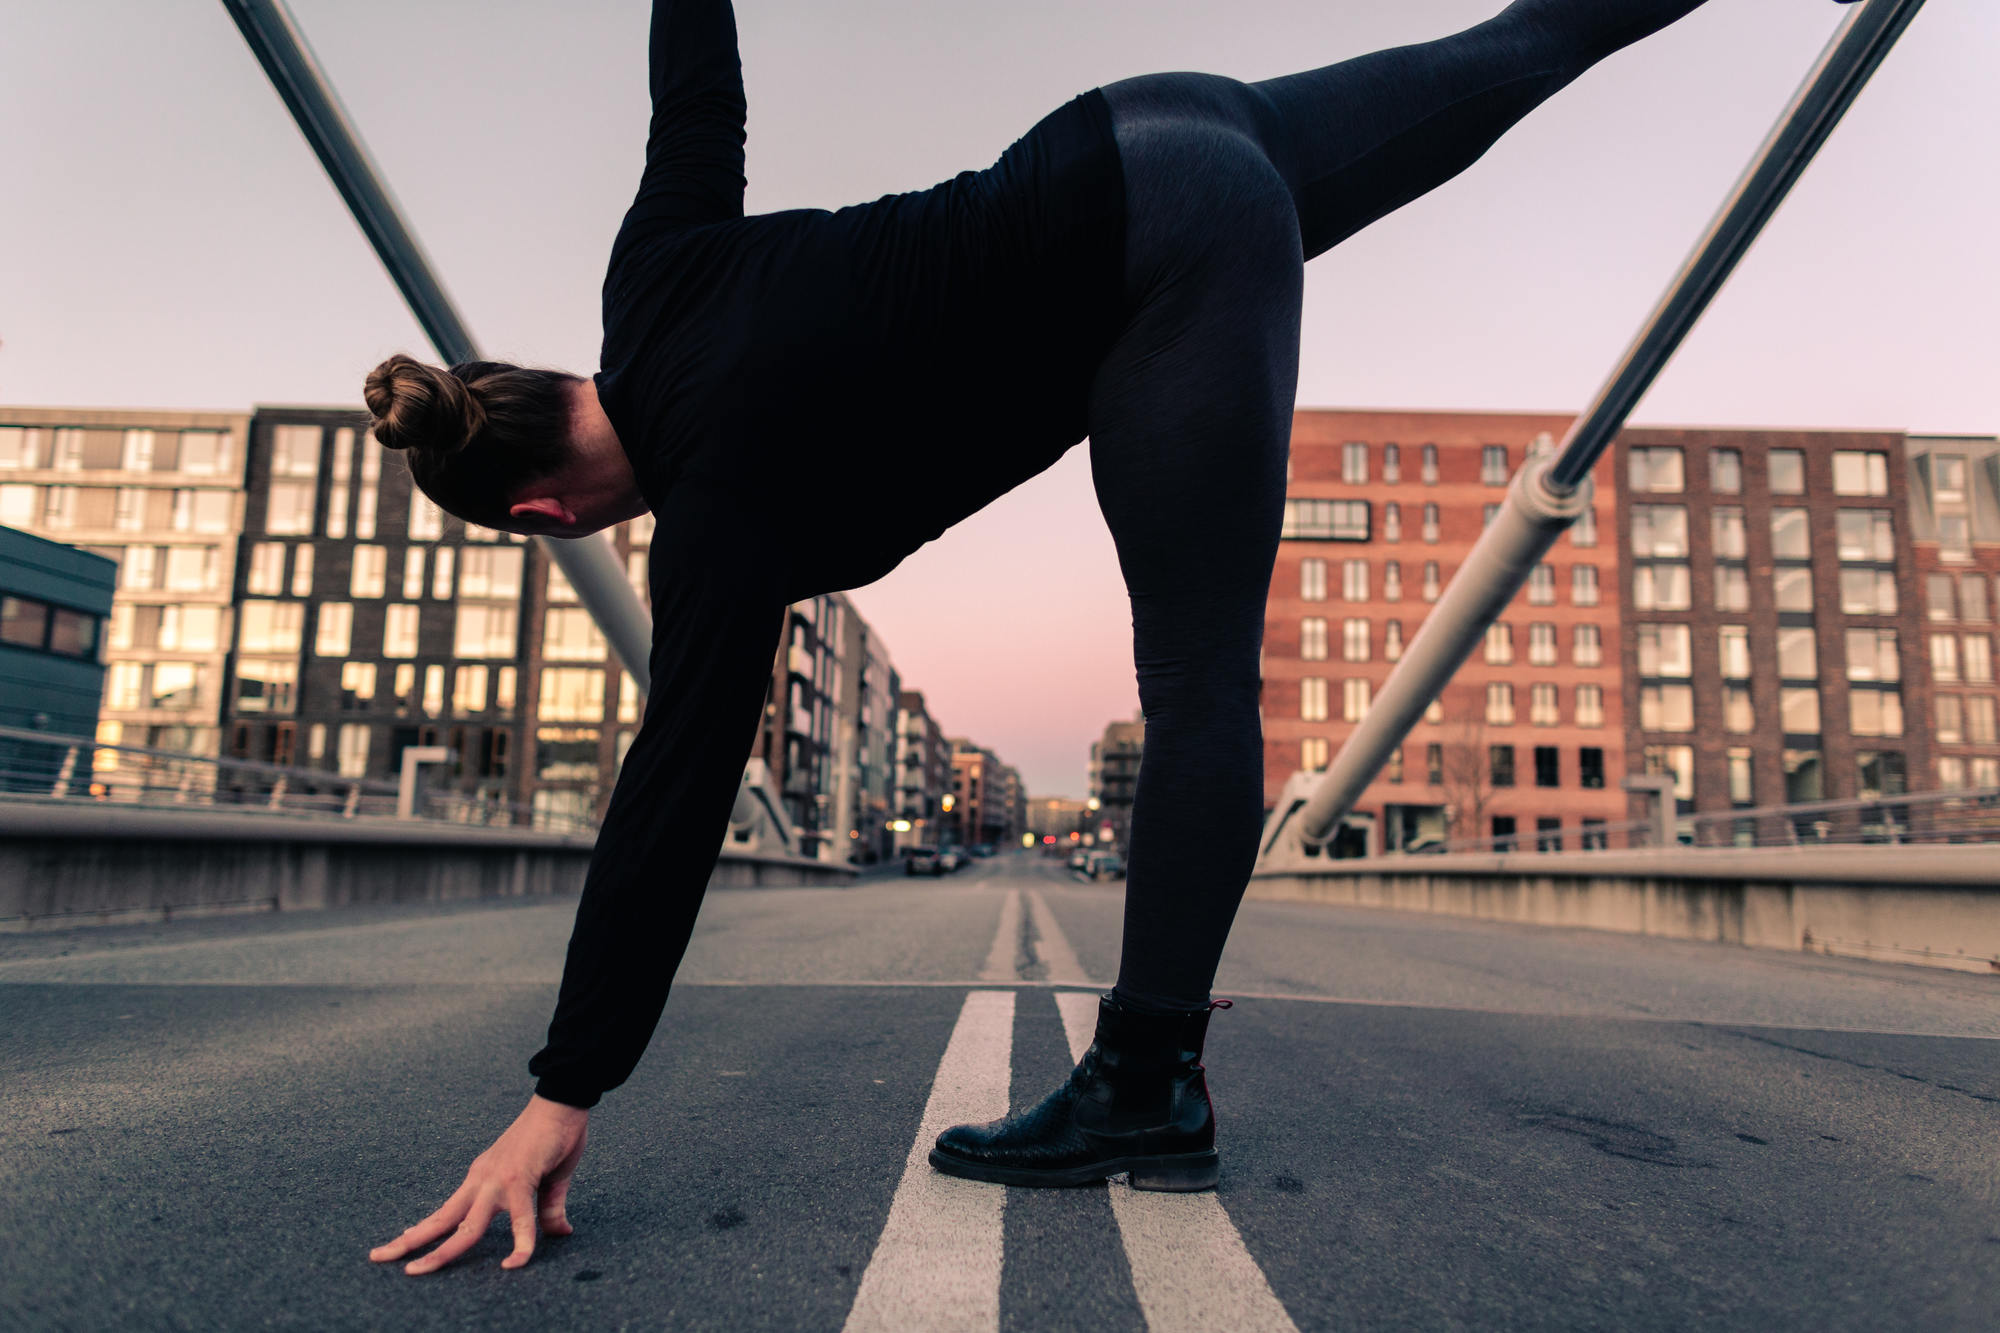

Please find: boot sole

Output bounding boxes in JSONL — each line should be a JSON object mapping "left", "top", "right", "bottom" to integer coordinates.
{"left": 928, "top": 1147, "right": 1219, "bottom": 1192}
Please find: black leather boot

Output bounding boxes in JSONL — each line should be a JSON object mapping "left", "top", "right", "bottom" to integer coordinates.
{"left": 929, "top": 993, "right": 1230, "bottom": 1191}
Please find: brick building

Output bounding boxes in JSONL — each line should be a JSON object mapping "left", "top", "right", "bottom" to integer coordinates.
{"left": 1266, "top": 410, "right": 1626, "bottom": 851}
{"left": 1905, "top": 435, "right": 2000, "bottom": 792}
{"left": 893, "top": 689, "right": 952, "bottom": 852}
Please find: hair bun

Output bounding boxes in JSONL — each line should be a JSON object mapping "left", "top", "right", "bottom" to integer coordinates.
{"left": 363, "top": 353, "right": 486, "bottom": 455}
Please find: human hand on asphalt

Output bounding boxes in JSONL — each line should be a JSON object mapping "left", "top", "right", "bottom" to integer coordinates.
{"left": 369, "top": 1093, "right": 590, "bottom": 1275}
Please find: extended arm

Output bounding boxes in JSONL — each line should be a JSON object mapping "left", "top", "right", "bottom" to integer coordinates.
{"left": 528, "top": 480, "right": 784, "bottom": 1109}
{"left": 620, "top": 0, "right": 749, "bottom": 231}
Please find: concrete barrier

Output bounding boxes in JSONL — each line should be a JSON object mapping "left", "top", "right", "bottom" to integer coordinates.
{"left": 0, "top": 801, "right": 856, "bottom": 930}
{"left": 1248, "top": 846, "right": 2000, "bottom": 974}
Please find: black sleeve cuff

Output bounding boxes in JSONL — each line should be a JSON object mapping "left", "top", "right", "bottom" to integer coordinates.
{"left": 534, "top": 1078, "right": 603, "bottom": 1111}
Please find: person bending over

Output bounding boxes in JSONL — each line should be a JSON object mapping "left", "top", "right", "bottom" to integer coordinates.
{"left": 365, "top": 0, "right": 1809, "bottom": 1277}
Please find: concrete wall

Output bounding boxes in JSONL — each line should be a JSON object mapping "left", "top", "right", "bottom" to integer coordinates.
{"left": 0, "top": 802, "right": 856, "bottom": 930}
{"left": 1248, "top": 846, "right": 2000, "bottom": 973}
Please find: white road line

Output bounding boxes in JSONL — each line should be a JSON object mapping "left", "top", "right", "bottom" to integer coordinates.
{"left": 1054, "top": 992, "right": 1300, "bottom": 1333}
{"left": 1022, "top": 888, "right": 1094, "bottom": 986}
{"left": 843, "top": 989, "right": 1015, "bottom": 1333}
{"left": 977, "top": 889, "right": 1022, "bottom": 982}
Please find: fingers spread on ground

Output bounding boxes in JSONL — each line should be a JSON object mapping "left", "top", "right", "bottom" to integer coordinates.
{"left": 501, "top": 1186, "right": 538, "bottom": 1269}
{"left": 405, "top": 1195, "right": 497, "bottom": 1276}
{"left": 369, "top": 1186, "right": 474, "bottom": 1262}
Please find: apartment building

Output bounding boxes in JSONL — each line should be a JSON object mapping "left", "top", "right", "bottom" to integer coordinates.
{"left": 1614, "top": 428, "right": 1928, "bottom": 832}
{"left": 893, "top": 689, "right": 952, "bottom": 852}
{"left": 1905, "top": 435, "right": 2000, "bottom": 792}
{"left": 1267, "top": 410, "right": 1626, "bottom": 851}
{"left": 0, "top": 408, "right": 251, "bottom": 763}
{"left": 827, "top": 614, "right": 900, "bottom": 862}
{"left": 1088, "top": 715, "right": 1145, "bottom": 848}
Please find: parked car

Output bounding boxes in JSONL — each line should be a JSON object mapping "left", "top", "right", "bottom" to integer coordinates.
{"left": 1067, "top": 848, "right": 1090, "bottom": 871}
{"left": 1083, "top": 851, "right": 1125, "bottom": 881}
{"left": 937, "top": 848, "right": 964, "bottom": 873}
{"left": 971, "top": 843, "right": 997, "bottom": 858}
{"left": 904, "top": 846, "right": 945, "bottom": 876}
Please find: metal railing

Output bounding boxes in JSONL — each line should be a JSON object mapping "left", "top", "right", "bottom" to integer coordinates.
{"left": 0, "top": 725, "right": 596, "bottom": 836}
{"left": 1369, "top": 786, "right": 2000, "bottom": 859}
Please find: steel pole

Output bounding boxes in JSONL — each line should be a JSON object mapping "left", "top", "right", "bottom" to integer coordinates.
{"left": 1286, "top": 0, "right": 1924, "bottom": 853}
{"left": 220, "top": 0, "right": 654, "bottom": 691}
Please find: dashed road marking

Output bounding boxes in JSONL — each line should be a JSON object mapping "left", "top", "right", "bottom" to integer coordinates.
{"left": 978, "top": 890, "right": 1022, "bottom": 983}
{"left": 1054, "top": 991, "right": 1301, "bottom": 1333}
{"left": 1023, "top": 889, "right": 1094, "bottom": 986}
{"left": 843, "top": 989, "right": 1014, "bottom": 1333}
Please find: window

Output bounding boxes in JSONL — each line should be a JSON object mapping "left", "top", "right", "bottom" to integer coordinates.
{"left": 1968, "top": 697, "right": 1998, "bottom": 746}
{"left": 1531, "top": 683, "right": 1559, "bottom": 727}
{"left": 337, "top": 660, "right": 376, "bottom": 711}
{"left": 1935, "top": 454, "right": 1968, "bottom": 504}
{"left": 1572, "top": 565, "right": 1600, "bottom": 607}
{"left": 1836, "top": 510, "right": 1894, "bottom": 563}
{"left": 1576, "top": 685, "right": 1604, "bottom": 728}
{"left": 1774, "top": 566, "right": 1814, "bottom": 612}
{"left": 1383, "top": 561, "right": 1403, "bottom": 602}
{"left": 496, "top": 667, "right": 517, "bottom": 714}
{"left": 1931, "top": 633, "right": 1960, "bottom": 681}
{"left": 1645, "top": 745, "right": 1695, "bottom": 801}
{"left": 1961, "top": 576, "right": 1990, "bottom": 623}
{"left": 1632, "top": 563, "right": 1689, "bottom": 611}
{"left": 337, "top": 723, "right": 371, "bottom": 777}
{"left": 1342, "top": 678, "right": 1371, "bottom": 723}
{"left": 1489, "top": 745, "right": 1515, "bottom": 787}
{"left": 1384, "top": 620, "right": 1404, "bottom": 662}
{"left": 1300, "top": 617, "right": 1330, "bottom": 661}
{"left": 1572, "top": 507, "right": 1597, "bottom": 548}
{"left": 1845, "top": 628, "right": 1900, "bottom": 681}
{"left": 1777, "top": 628, "right": 1818, "bottom": 680}
{"left": 1301, "top": 737, "right": 1330, "bottom": 773}
{"left": 1780, "top": 687, "right": 1821, "bottom": 735}
{"left": 315, "top": 603, "right": 353, "bottom": 656}
{"left": 1421, "top": 503, "right": 1440, "bottom": 543}
{"left": 1527, "top": 564, "right": 1555, "bottom": 605}
{"left": 1534, "top": 746, "right": 1560, "bottom": 788}
{"left": 1724, "top": 685, "right": 1755, "bottom": 734}
{"left": 453, "top": 665, "right": 489, "bottom": 713}
{"left": 1529, "top": 622, "right": 1557, "bottom": 666}
{"left": 1422, "top": 562, "right": 1441, "bottom": 602}
{"left": 1421, "top": 444, "right": 1439, "bottom": 485}
{"left": 454, "top": 604, "right": 517, "bottom": 659}
{"left": 265, "top": 481, "right": 315, "bottom": 536}
{"left": 1783, "top": 748, "right": 1822, "bottom": 802}
{"left": 1832, "top": 451, "right": 1889, "bottom": 497}
{"left": 547, "top": 607, "right": 608, "bottom": 662}
{"left": 1770, "top": 508, "right": 1810, "bottom": 560}
{"left": 1299, "top": 677, "right": 1329, "bottom": 722}
{"left": 1926, "top": 573, "right": 1956, "bottom": 621}
{"left": 1382, "top": 444, "right": 1401, "bottom": 484}
{"left": 1934, "top": 694, "right": 1965, "bottom": 743}
{"left": 1382, "top": 503, "right": 1401, "bottom": 543}
{"left": 1767, "top": 449, "right": 1806, "bottom": 494}
{"left": 1299, "top": 558, "right": 1328, "bottom": 602}
{"left": 432, "top": 547, "right": 455, "bottom": 600}
{"left": 1481, "top": 445, "right": 1508, "bottom": 486}
{"left": 1342, "top": 559, "right": 1369, "bottom": 602}
{"left": 159, "top": 605, "right": 221, "bottom": 653}
{"left": 271, "top": 424, "right": 321, "bottom": 478}
{"left": 351, "top": 545, "right": 387, "bottom": 598}
{"left": 1485, "top": 623, "right": 1514, "bottom": 665}
{"left": 1727, "top": 748, "right": 1754, "bottom": 804}
{"left": 382, "top": 604, "right": 421, "bottom": 658}
{"left": 1938, "top": 756, "right": 1967, "bottom": 790}
{"left": 1839, "top": 568, "right": 1897, "bottom": 616}
{"left": 1712, "top": 508, "right": 1747, "bottom": 559}
{"left": 1711, "top": 449, "right": 1742, "bottom": 495}
{"left": 1627, "top": 446, "right": 1684, "bottom": 493}
{"left": 1855, "top": 751, "right": 1907, "bottom": 801}
{"left": 1580, "top": 818, "right": 1608, "bottom": 850}
{"left": 408, "top": 493, "right": 444, "bottom": 541}
{"left": 1849, "top": 687, "right": 1904, "bottom": 738}
{"left": 1976, "top": 758, "right": 2000, "bottom": 789}
{"left": 0, "top": 483, "right": 35, "bottom": 526}
{"left": 1425, "top": 743, "right": 1444, "bottom": 785}
{"left": 179, "top": 430, "right": 228, "bottom": 476}
{"left": 236, "top": 600, "right": 303, "bottom": 654}
{"left": 1486, "top": 682, "right": 1515, "bottom": 726}
{"left": 246, "top": 542, "right": 285, "bottom": 596}
{"left": 402, "top": 547, "right": 426, "bottom": 600}
{"left": 1342, "top": 442, "right": 1368, "bottom": 484}
{"left": 1282, "top": 499, "right": 1370, "bottom": 541}
{"left": 1339, "top": 617, "right": 1367, "bottom": 662}
{"left": 162, "top": 546, "right": 216, "bottom": 593}
{"left": 1639, "top": 623, "right": 1693, "bottom": 678}
{"left": 1641, "top": 684, "right": 1693, "bottom": 732}
{"left": 1714, "top": 565, "right": 1750, "bottom": 612}
{"left": 1631, "top": 505, "right": 1689, "bottom": 558}
{"left": 1965, "top": 635, "right": 1993, "bottom": 684}
{"left": 232, "top": 660, "right": 292, "bottom": 714}
{"left": 1573, "top": 623, "right": 1602, "bottom": 668}
{"left": 0, "top": 427, "right": 41, "bottom": 469}
{"left": 290, "top": 544, "right": 314, "bottom": 597}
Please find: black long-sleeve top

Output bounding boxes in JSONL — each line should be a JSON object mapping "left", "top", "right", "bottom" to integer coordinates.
{"left": 527, "top": 0, "right": 1127, "bottom": 1110}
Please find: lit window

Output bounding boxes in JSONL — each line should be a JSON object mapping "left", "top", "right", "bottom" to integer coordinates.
{"left": 1299, "top": 558, "right": 1328, "bottom": 602}
{"left": 382, "top": 603, "right": 421, "bottom": 659}
{"left": 290, "top": 544, "right": 314, "bottom": 597}
{"left": 454, "top": 604, "right": 518, "bottom": 659}
{"left": 1575, "top": 685, "right": 1604, "bottom": 728}
{"left": 1484, "top": 622, "right": 1514, "bottom": 665}
{"left": 1486, "top": 682, "right": 1515, "bottom": 726}
{"left": 1340, "top": 618, "right": 1368, "bottom": 662}
{"left": 453, "top": 664, "right": 489, "bottom": 713}
{"left": 403, "top": 547, "right": 426, "bottom": 599}
{"left": 1640, "top": 684, "right": 1693, "bottom": 732}
{"left": 351, "top": 545, "right": 387, "bottom": 598}
{"left": 315, "top": 602, "right": 353, "bottom": 657}
{"left": 409, "top": 493, "right": 445, "bottom": 541}
{"left": 544, "top": 606, "right": 607, "bottom": 661}
{"left": 271, "top": 424, "right": 322, "bottom": 478}
{"left": 1530, "top": 683, "right": 1559, "bottom": 726}
{"left": 337, "top": 723, "right": 371, "bottom": 777}
{"left": 265, "top": 480, "right": 315, "bottom": 535}
{"left": 1342, "top": 559, "right": 1369, "bottom": 602}
{"left": 1527, "top": 563, "right": 1555, "bottom": 605}
{"left": 1342, "top": 442, "right": 1368, "bottom": 484}
{"left": 237, "top": 600, "right": 303, "bottom": 654}
{"left": 432, "top": 547, "right": 456, "bottom": 600}
{"left": 1300, "top": 617, "right": 1329, "bottom": 661}
{"left": 1573, "top": 623, "right": 1602, "bottom": 668}
{"left": 1301, "top": 737, "right": 1330, "bottom": 772}
{"left": 1421, "top": 445, "right": 1438, "bottom": 485}
{"left": 1282, "top": 499, "right": 1371, "bottom": 541}
{"left": 246, "top": 542, "right": 286, "bottom": 596}
{"left": 1342, "top": 678, "right": 1371, "bottom": 723}
{"left": 1529, "top": 622, "right": 1557, "bottom": 667}
{"left": 1481, "top": 445, "right": 1508, "bottom": 486}
{"left": 1299, "top": 677, "right": 1329, "bottom": 722}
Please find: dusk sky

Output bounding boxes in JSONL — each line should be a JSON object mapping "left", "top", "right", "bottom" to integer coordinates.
{"left": 3, "top": 1, "right": 1994, "bottom": 797}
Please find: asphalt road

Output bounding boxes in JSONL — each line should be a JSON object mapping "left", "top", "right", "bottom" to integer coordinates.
{"left": 3, "top": 852, "right": 1996, "bottom": 1331}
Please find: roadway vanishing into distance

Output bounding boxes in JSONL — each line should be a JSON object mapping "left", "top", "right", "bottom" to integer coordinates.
{"left": 3, "top": 852, "right": 1996, "bottom": 1331}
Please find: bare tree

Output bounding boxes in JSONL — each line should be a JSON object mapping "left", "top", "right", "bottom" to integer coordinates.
{"left": 1438, "top": 707, "right": 1496, "bottom": 846}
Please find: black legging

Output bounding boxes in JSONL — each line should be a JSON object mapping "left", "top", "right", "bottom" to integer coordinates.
{"left": 1094, "top": 0, "right": 1707, "bottom": 1011}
